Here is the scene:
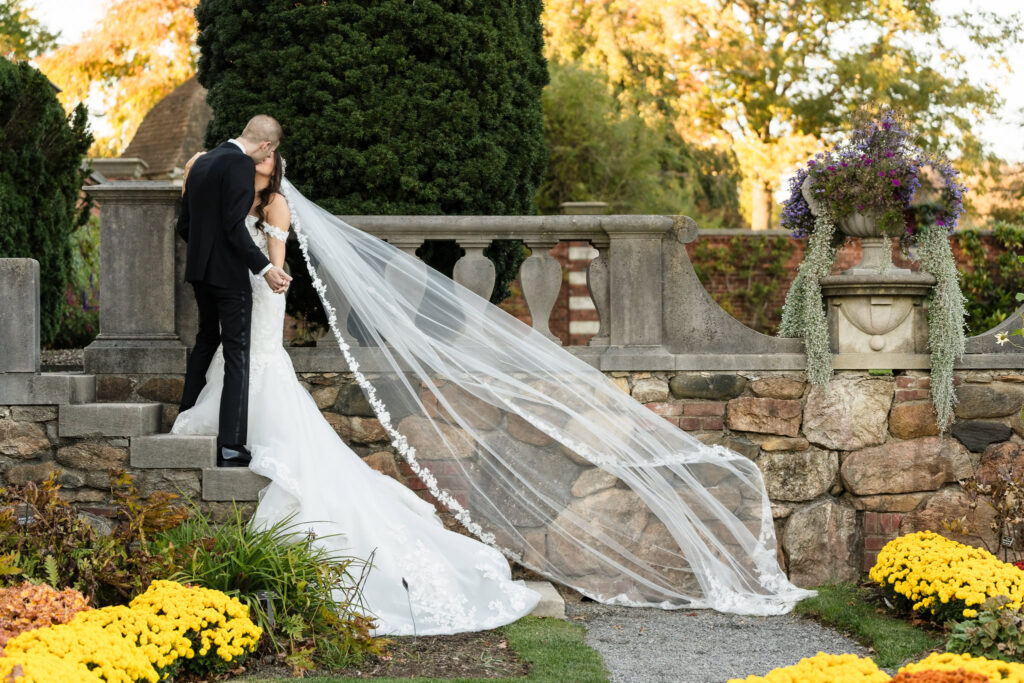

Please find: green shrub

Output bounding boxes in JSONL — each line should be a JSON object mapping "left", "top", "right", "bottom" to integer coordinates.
{"left": 196, "top": 0, "right": 547, "bottom": 314}
{"left": 947, "top": 595, "right": 1024, "bottom": 662}
{"left": 955, "top": 221, "right": 1024, "bottom": 335}
{"left": 51, "top": 215, "right": 100, "bottom": 349}
{"left": 156, "top": 504, "right": 385, "bottom": 672}
{"left": 0, "top": 58, "right": 92, "bottom": 345}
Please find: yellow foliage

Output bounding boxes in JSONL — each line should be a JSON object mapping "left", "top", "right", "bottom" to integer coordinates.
{"left": 35, "top": 0, "right": 199, "bottom": 157}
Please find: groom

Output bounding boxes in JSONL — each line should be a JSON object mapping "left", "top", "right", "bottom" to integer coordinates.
{"left": 177, "top": 115, "right": 292, "bottom": 467}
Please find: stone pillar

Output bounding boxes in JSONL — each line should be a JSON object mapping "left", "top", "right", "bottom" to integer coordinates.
{"left": 83, "top": 182, "right": 186, "bottom": 374}
{"left": 520, "top": 239, "right": 562, "bottom": 343}
{"left": 0, "top": 259, "right": 40, "bottom": 373}
{"left": 603, "top": 217, "right": 673, "bottom": 350}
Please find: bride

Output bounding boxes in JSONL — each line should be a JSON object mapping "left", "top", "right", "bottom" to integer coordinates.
{"left": 173, "top": 148, "right": 814, "bottom": 636}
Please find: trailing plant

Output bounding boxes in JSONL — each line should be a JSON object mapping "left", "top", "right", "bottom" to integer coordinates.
{"left": 777, "top": 209, "right": 838, "bottom": 385}
{"left": 947, "top": 595, "right": 1024, "bottom": 663}
{"left": 0, "top": 470, "right": 186, "bottom": 606}
{"left": 956, "top": 223, "right": 1024, "bottom": 336}
{"left": 693, "top": 234, "right": 796, "bottom": 334}
{"left": 779, "top": 107, "right": 968, "bottom": 429}
{"left": 156, "top": 503, "right": 385, "bottom": 672}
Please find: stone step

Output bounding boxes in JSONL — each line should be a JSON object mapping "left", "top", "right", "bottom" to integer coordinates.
{"left": 0, "top": 373, "right": 96, "bottom": 405}
{"left": 131, "top": 434, "right": 216, "bottom": 469}
{"left": 59, "top": 402, "right": 161, "bottom": 438}
{"left": 202, "top": 468, "right": 270, "bottom": 501}
{"left": 524, "top": 580, "right": 567, "bottom": 620}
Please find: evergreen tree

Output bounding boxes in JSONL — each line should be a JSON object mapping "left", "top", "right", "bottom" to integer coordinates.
{"left": 196, "top": 0, "right": 548, "bottom": 315}
{"left": 0, "top": 59, "right": 93, "bottom": 345}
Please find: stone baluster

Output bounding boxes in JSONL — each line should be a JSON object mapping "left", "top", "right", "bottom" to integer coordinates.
{"left": 83, "top": 182, "right": 186, "bottom": 374}
{"left": 452, "top": 239, "right": 495, "bottom": 301}
{"left": 520, "top": 239, "right": 562, "bottom": 343}
{"left": 586, "top": 237, "right": 611, "bottom": 346}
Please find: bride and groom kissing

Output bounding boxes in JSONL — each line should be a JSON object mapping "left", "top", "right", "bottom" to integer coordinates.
{"left": 176, "top": 115, "right": 291, "bottom": 468}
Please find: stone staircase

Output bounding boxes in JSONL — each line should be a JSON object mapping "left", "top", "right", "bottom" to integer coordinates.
{"left": 33, "top": 377, "right": 269, "bottom": 502}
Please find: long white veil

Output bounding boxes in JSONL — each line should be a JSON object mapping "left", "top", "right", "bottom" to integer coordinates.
{"left": 282, "top": 178, "right": 815, "bottom": 615}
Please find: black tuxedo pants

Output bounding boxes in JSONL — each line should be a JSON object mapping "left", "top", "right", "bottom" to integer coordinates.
{"left": 180, "top": 282, "right": 253, "bottom": 447}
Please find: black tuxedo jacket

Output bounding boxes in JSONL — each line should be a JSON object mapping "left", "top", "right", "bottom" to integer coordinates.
{"left": 177, "top": 141, "right": 271, "bottom": 290}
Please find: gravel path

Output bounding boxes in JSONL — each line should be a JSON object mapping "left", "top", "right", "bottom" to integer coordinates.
{"left": 567, "top": 602, "right": 869, "bottom": 683}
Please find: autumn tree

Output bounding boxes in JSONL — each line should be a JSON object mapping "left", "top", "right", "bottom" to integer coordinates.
{"left": 1, "top": 0, "right": 57, "bottom": 59}
{"left": 543, "top": 0, "right": 1023, "bottom": 230}
{"left": 35, "top": 0, "right": 198, "bottom": 156}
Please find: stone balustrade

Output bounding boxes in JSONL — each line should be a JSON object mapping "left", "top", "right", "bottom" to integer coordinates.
{"left": 77, "top": 181, "right": 1024, "bottom": 376}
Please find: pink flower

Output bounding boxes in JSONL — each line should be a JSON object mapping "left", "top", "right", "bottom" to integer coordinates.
{"left": 892, "top": 179, "right": 901, "bottom": 186}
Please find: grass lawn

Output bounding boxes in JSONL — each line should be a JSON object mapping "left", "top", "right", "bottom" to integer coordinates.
{"left": 234, "top": 616, "right": 609, "bottom": 682}
{"left": 796, "top": 582, "right": 943, "bottom": 669}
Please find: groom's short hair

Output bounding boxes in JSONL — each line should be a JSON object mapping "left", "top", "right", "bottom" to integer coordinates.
{"left": 239, "top": 115, "right": 282, "bottom": 145}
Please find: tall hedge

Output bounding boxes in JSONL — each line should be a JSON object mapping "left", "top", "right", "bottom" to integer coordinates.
{"left": 195, "top": 0, "right": 549, "bottom": 311}
{"left": 0, "top": 59, "right": 92, "bottom": 345}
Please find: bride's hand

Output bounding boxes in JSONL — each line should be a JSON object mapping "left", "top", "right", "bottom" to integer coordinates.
{"left": 264, "top": 265, "right": 292, "bottom": 293}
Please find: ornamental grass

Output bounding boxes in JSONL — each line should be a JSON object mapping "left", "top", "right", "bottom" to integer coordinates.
{"left": 869, "top": 531, "right": 1024, "bottom": 623}
{"left": 0, "top": 580, "right": 261, "bottom": 683}
{"left": 729, "top": 652, "right": 1024, "bottom": 682}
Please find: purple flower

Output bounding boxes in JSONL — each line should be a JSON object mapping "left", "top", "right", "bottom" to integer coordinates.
{"left": 892, "top": 179, "right": 901, "bottom": 186}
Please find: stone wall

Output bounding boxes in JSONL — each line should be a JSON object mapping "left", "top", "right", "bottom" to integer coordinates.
{"left": 6, "top": 365, "right": 1023, "bottom": 586}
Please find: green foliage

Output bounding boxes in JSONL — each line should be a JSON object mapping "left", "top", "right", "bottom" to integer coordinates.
{"left": 157, "top": 503, "right": 385, "bottom": 670}
{"left": 0, "top": 0, "right": 57, "bottom": 59}
{"left": 0, "top": 58, "right": 93, "bottom": 345}
{"left": 537, "top": 60, "right": 740, "bottom": 223}
{"left": 915, "top": 222, "right": 968, "bottom": 431}
{"left": 778, "top": 210, "right": 839, "bottom": 386}
{"left": 947, "top": 596, "right": 1024, "bottom": 662}
{"left": 955, "top": 222, "right": 1024, "bottom": 336}
{"left": 196, "top": 0, "right": 548, "bottom": 310}
{"left": 0, "top": 470, "right": 186, "bottom": 606}
{"left": 51, "top": 216, "right": 100, "bottom": 349}
{"left": 795, "top": 583, "right": 942, "bottom": 669}
{"left": 692, "top": 235, "right": 795, "bottom": 334}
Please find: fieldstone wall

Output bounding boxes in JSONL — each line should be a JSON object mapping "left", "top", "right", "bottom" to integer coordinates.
{"left": 4, "top": 367, "right": 1024, "bottom": 586}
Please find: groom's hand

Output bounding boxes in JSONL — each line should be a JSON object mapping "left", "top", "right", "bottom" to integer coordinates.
{"left": 264, "top": 266, "right": 292, "bottom": 293}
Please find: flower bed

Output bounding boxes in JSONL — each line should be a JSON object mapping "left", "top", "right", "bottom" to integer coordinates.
{"left": 0, "top": 583, "right": 89, "bottom": 649}
{"left": 869, "top": 532, "right": 1024, "bottom": 622}
{"left": 728, "top": 652, "right": 1024, "bottom": 682}
{"left": 0, "top": 580, "right": 261, "bottom": 682}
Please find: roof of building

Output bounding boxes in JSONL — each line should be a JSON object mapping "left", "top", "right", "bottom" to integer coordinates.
{"left": 121, "top": 75, "right": 212, "bottom": 180}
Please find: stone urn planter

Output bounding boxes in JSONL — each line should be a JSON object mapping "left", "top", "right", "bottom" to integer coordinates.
{"left": 801, "top": 178, "right": 907, "bottom": 274}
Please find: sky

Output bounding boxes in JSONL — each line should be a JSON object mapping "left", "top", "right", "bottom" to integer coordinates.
{"left": 26, "top": 0, "right": 1024, "bottom": 162}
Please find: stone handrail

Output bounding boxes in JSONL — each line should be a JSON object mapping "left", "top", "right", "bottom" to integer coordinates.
{"left": 79, "top": 181, "right": 1024, "bottom": 376}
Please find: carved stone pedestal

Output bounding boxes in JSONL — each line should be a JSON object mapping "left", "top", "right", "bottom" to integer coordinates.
{"left": 821, "top": 270, "right": 935, "bottom": 357}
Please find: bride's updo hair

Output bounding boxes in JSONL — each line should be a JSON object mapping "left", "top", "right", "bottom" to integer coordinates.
{"left": 254, "top": 149, "right": 284, "bottom": 232}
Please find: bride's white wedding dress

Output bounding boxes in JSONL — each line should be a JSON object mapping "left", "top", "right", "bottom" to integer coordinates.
{"left": 171, "top": 215, "right": 540, "bottom": 635}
